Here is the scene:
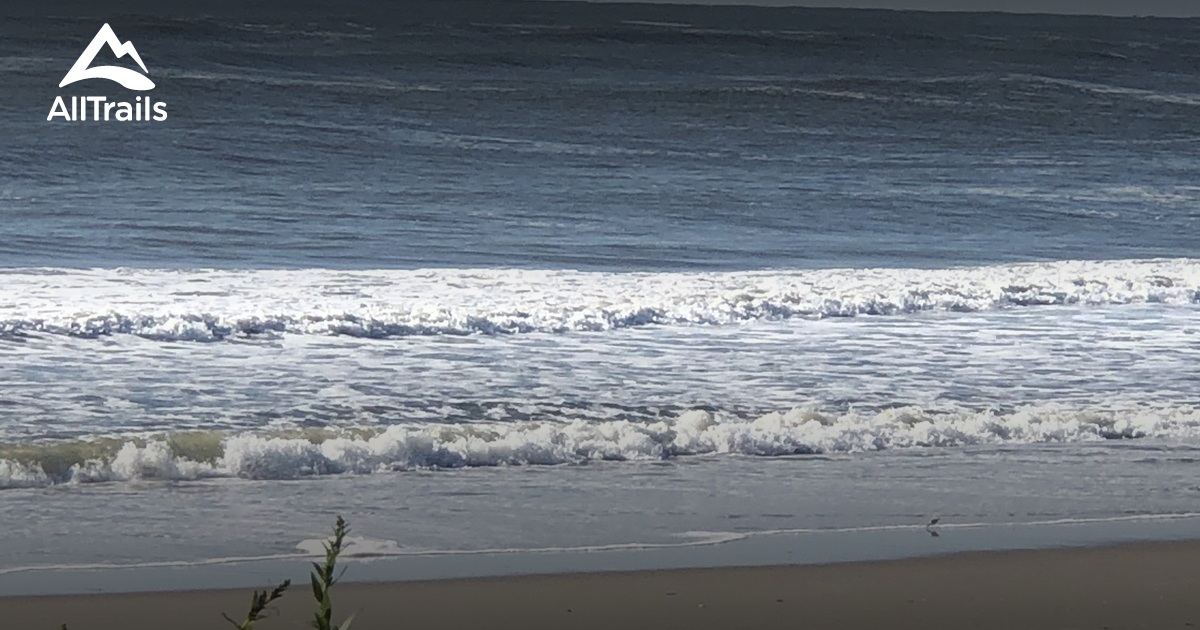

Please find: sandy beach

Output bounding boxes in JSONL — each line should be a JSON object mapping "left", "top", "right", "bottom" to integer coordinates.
{"left": 7, "top": 540, "right": 1200, "bottom": 630}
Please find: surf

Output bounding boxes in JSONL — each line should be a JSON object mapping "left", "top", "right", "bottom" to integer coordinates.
{"left": 1, "top": 258, "right": 1197, "bottom": 342}
{"left": 4, "top": 402, "right": 1198, "bottom": 488}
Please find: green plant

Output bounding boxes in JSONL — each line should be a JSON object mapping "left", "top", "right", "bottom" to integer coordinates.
{"left": 223, "top": 580, "right": 291, "bottom": 630}
{"left": 308, "top": 515, "right": 355, "bottom": 630}
{"left": 59, "top": 515, "right": 355, "bottom": 630}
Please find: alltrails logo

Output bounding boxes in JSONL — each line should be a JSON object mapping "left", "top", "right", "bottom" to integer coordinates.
{"left": 48, "top": 23, "right": 168, "bottom": 122}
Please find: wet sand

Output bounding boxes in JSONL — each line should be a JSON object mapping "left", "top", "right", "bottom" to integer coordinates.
{"left": 7, "top": 540, "right": 1200, "bottom": 629}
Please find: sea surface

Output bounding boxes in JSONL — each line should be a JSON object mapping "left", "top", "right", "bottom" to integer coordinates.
{"left": 2, "top": 0, "right": 1200, "bottom": 593}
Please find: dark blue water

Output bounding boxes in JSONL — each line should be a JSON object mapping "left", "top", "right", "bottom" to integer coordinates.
{"left": 2, "top": 1, "right": 1199, "bottom": 270}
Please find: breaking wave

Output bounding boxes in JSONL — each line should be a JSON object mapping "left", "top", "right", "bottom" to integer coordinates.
{"left": 3, "top": 403, "right": 1198, "bottom": 488}
{"left": 0, "top": 258, "right": 1197, "bottom": 341}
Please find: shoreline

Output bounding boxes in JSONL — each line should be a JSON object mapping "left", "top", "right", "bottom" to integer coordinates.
{"left": 8, "top": 539, "right": 1200, "bottom": 629}
{"left": 8, "top": 511, "right": 1200, "bottom": 598}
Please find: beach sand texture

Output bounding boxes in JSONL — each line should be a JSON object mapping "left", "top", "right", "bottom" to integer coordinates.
{"left": 6, "top": 540, "right": 1200, "bottom": 630}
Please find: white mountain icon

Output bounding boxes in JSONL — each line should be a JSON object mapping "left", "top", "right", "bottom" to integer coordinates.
{"left": 59, "top": 23, "right": 155, "bottom": 91}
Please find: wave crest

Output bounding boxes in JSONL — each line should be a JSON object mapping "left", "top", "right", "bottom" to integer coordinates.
{"left": 1, "top": 259, "right": 1197, "bottom": 341}
{"left": 2, "top": 403, "right": 1196, "bottom": 488}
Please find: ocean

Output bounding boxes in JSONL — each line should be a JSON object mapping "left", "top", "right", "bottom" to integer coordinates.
{"left": 2, "top": 0, "right": 1200, "bottom": 593}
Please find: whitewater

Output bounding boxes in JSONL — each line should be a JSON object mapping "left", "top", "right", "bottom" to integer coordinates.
{"left": 4, "top": 403, "right": 1200, "bottom": 489}
{"left": 2, "top": 259, "right": 1198, "bottom": 340}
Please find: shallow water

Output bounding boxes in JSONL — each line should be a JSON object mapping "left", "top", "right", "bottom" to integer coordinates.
{"left": 4, "top": 445, "right": 1200, "bottom": 594}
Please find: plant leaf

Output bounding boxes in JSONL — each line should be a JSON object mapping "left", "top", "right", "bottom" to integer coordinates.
{"left": 311, "top": 573, "right": 324, "bottom": 602}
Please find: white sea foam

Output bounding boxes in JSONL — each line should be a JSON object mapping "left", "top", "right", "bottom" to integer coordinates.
{"left": 0, "top": 259, "right": 1197, "bottom": 341}
{"left": 0, "top": 460, "right": 50, "bottom": 488}
{"left": 3, "top": 403, "right": 1198, "bottom": 488}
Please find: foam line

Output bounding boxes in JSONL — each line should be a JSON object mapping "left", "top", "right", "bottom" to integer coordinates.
{"left": 3, "top": 403, "right": 1199, "bottom": 488}
{"left": 1, "top": 259, "right": 1197, "bottom": 341}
